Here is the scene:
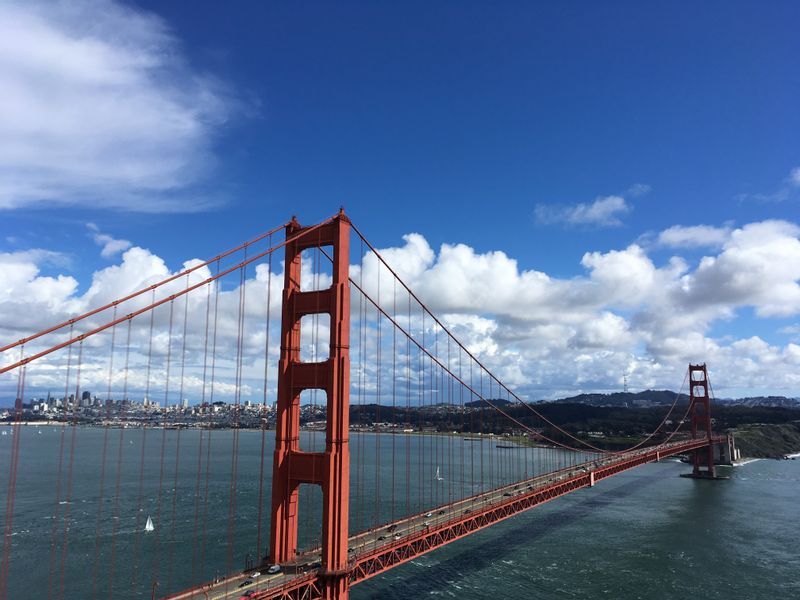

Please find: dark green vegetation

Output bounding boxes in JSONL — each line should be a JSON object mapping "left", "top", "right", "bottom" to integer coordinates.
{"left": 732, "top": 422, "right": 800, "bottom": 458}
{"left": 550, "top": 390, "right": 800, "bottom": 410}
{"left": 351, "top": 398, "right": 800, "bottom": 458}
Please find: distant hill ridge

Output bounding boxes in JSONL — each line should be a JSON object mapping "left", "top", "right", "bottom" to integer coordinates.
{"left": 467, "top": 391, "right": 800, "bottom": 408}
{"left": 551, "top": 390, "right": 799, "bottom": 408}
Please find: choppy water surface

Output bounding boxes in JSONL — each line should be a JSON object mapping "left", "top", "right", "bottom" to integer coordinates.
{"left": 1, "top": 427, "right": 798, "bottom": 599}
{"left": 353, "top": 457, "right": 800, "bottom": 600}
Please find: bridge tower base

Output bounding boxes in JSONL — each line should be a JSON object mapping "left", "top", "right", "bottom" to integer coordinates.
{"left": 269, "top": 211, "right": 351, "bottom": 599}
{"left": 682, "top": 363, "right": 728, "bottom": 480}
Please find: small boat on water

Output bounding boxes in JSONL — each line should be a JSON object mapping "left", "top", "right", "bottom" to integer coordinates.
{"left": 144, "top": 516, "right": 154, "bottom": 533}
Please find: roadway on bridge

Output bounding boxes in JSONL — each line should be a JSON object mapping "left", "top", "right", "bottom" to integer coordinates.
{"left": 166, "top": 439, "right": 704, "bottom": 600}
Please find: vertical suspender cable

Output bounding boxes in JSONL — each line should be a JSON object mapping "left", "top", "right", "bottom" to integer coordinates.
{"left": 166, "top": 276, "right": 191, "bottom": 591}
{"left": 256, "top": 241, "right": 273, "bottom": 562}
{"left": 0, "top": 348, "right": 26, "bottom": 600}
{"left": 373, "top": 262, "right": 381, "bottom": 530}
{"left": 91, "top": 305, "right": 118, "bottom": 599}
{"left": 58, "top": 339, "right": 83, "bottom": 600}
{"left": 108, "top": 318, "right": 132, "bottom": 595}
{"left": 191, "top": 277, "right": 212, "bottom": 584}
{"left": 390, "top": 277, "right": 396, "bottom": 523}
{"left": 200, "top": 260, "right": 221, "bottom": 582}
{"left": 151, "top": 299, "right": 176, "bottom": 587}
{"left": 48, "top": 328, "right": 73, "bottom": 599}
{"left": 132, "top": 289, "right": 156, "bottom": 589}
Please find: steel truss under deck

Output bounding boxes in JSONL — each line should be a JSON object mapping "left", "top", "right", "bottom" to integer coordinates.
{"left": 224, "top": 435, "right": 724, "bottom": 600}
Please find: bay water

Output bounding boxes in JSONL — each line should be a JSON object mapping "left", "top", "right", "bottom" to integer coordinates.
{"left": 1, "top": 426, "right": 797, "bottom": 599}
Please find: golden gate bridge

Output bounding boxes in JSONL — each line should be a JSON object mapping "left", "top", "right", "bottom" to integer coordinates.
{"left": 0, "top": 210, "right": 729, "bottom": 599}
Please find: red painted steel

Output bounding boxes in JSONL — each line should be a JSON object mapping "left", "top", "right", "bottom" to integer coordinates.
{"left": 0, "top": 222, "right": 291, "bottom": 355}
{"left": 688, "top": 364, "right": 715, "bottom": 477}
{"left": 346, "top": 437, "right": 722, "bottom": 586}
{"left": 269, "top": 210, "right": 351, "bottom": 600}
{"left": 0, "top": 218, "right": 339, "bottom": 375}
{"left": 0, "top": 209, "right": 730, "bottom": 600}
{"left": 212, "top": 436, "right": 724, "bottom": 600}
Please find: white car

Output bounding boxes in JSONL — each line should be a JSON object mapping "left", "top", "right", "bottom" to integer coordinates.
{"left": 267, "top": 564, "right": 281, "bottom": 574}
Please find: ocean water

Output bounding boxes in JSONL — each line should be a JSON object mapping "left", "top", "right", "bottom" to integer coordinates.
{"left": 1, "top": 426, "right": 798, "bottom": 599}
{"left": 352, "top": 457, "right": 800, "bottom": 600}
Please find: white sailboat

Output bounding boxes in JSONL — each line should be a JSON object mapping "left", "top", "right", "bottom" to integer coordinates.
{"left": 434, "top": 466, "right": 443, "bottom": 481}
{"left": 144, "top": 515, "right": 155, "bottom": 533}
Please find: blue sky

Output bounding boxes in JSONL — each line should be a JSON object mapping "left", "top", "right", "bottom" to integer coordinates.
{"left": 1, "top": 0, "right": 800, "bottom": 399}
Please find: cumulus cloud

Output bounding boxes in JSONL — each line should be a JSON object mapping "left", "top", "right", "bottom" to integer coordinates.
{"left": 535, "top": 195, "right": 631, "bottom": 228}
{"left": 0, "top": 242, "right": 287, "bottom": 404}
{"left": 4, "top": 219, "right": 800, "bottom": 402}
{"left": 358, "top": 219, "right": 800, "bottom": 397}
{"left": 657, "top": 224, "right": 732, "bottom": 249}
{"left": 677, "top": 220, "right": 800, "bottom": 317}
{"left": 0, "top": 250, "right": 81, "bottom": 333}
{"left": 0, "top": 0, "right": 238, "bottom": 212}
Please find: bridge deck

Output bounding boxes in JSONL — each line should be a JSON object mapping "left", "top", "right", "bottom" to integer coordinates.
{"left": 165, "top": 436, "right": 724, "bottom": 600}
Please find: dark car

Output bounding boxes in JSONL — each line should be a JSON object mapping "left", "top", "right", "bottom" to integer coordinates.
{"left": 238, "top": 579, "right": 253, "bottom": 588}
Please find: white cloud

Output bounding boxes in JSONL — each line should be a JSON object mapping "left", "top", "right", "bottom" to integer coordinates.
{"left": 0, "top": 250, "right": 81, "bottom": 333}
{"left": 87, "top": 223, "right": 132, "bottom": 258}
{"left": 4, "top": 218, "right": 800, "bottom": 402}
{"left": 738, "top": 165, "right": 800, "bottom": 203}
{"left": 358, "top": 219, "right": 800, "bottom": 397}
{"left": 0, "top": 0, "right": 238, "bottom": 212}
{"left": 657, "top": 224, "right": 731, "bottom": 249}
{"left": 626, "top": 183, "right": 651, "bottom": 197}
{"left": 0, "top": 243, "right": 285, "bottom": 403}
{"left": 779, "top": 324, "right": 800, "bottom": 336}
{"left": 677, "top": 221, "right": 800, "bottom": 317}
{"left": 535, "top": 195, "right": 630, "bottom": 228}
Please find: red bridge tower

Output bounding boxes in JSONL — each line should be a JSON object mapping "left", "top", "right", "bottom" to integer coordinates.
{"left": 269, "top": 211, "right": 351, "bottom": 599}
{"left": 688, "top": 363, "right": 716, "bottom": 478}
